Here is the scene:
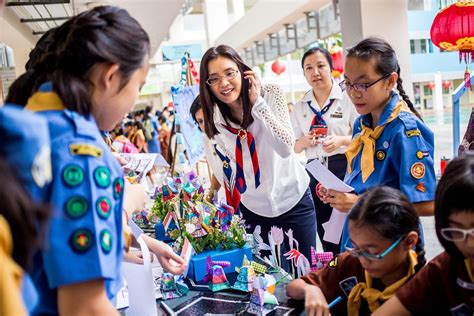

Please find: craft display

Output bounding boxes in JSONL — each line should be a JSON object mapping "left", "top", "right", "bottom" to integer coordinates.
{"left": 160, "top": 273, "right": 189, "bottom": 300}
{"left": 203, "top": 256, "right": 232, "bottom": 292}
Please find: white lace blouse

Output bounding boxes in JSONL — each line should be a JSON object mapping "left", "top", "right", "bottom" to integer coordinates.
{"left": 209, "top": 84, "right": 310, "bottom": 218}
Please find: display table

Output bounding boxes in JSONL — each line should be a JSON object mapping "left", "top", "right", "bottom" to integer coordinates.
{"left": 119, "top": 268, "right": 304, "bottom": 315}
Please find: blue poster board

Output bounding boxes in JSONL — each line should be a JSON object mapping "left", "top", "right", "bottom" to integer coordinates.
{"left": 171, "top": 85, "right": 204, "bottom": 165}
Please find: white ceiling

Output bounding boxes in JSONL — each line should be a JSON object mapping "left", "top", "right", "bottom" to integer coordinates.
{"left": 5, "top": 0, "right": 186, "bottom": 55}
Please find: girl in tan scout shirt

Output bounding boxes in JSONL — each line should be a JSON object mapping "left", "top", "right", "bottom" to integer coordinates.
{"left": 375, "top": 154, "right": 474, "bottom": 316}
{"left": 286, "top": 186, "right": 426, "bottom": 316}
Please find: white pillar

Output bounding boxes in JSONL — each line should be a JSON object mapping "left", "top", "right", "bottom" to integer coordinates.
{"left": 434, "top": 71, "right": 444, "bottom": 110}
{"left": 230, "top": 0, "right": 244, "bottom": 23}
{"left": 339, "top": 0, "right": 414, "bottom": 101}
{"left": 286, "top": 54, "right": 295, "bottom": 104}
{"left": 203, "top": 0, "right": 229, "bottom": 47}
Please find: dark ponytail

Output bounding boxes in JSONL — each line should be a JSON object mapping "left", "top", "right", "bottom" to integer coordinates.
{"left": 413, "top": 234, "right": 426, "bottom": 272}
{"left": 347, "top": 37, "right": 422, "bottom": 120}
{"left": 0, "top": 158, "right": 50, "bottom": 270}
{"left": 396, "top": 66, "right": 422, "bottom": 120}
{"left": 348, "top": 186, "right": 425, "bottom": 269}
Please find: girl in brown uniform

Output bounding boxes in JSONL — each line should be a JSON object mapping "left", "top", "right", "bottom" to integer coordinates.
{"left": 286, "top": 186, "right": 426, "bottom": 316}
{"left": 375, "top": 153, "right": 474, "bottom": 316}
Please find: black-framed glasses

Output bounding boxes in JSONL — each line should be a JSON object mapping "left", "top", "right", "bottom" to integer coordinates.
{"left": 206, "top": 69, "right": 239, "bottom": 86}
{"left": 344, "top": 236, "right": 403, "bottom": 261}
{"left": 441, "top": 227, "right": 474, "bottom": 241}
{"left": 339, "top": 73, "right": 391, "bottom": 93}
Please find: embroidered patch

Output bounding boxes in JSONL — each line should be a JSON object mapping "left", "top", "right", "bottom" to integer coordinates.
{"left": 416, "top": 150, "right": 429, "bottom": 160}
{"left": 69, "top": 143, "right": 103, "bottom": 159}
{"left": 328, "top": 256, "right": 338, "bottom": 269}
{"left": 410, "top": 162, "right": 425, "bottom": 179}
{"left": 94, "top": 166, "right": 111, "bottom": 188}
{"left": 100, "top": 229, "right": 112, "bottom": 254}
{"left": 32, "top": 145, "right": 52, "bottom": 188}
{"left": 376, "top": 150, "right": 386, "bottom": 161}
{"left": 112, "top": 178, "right": 124, "bottom": 200}
{"left": 405, "top": 129, "right": 421, "bottom": 137}
{"left": 70, "top": 229, "right": 93, "bottom": 253}
{"left": 96, "top": 197, "right": 112, "bottom": 219}
{"left": 62, "top": 164, "right": 84, "bottom": 187}
{"left": 415, "top": 182, "right": 426, "bottom": 193}
{"left": 339, "top": 276, "right": 358, "bottom": 297}
{"left": 65, "top": 196, "right": 89, "bottom": 218}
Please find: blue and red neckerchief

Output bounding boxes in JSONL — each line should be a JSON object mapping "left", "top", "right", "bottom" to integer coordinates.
{"left": 307, "top": 98, "right": 335, "bottom": 130}
{"left": 221, "top": 124, "right": 261, "bottom": 194}
{"left": 214, "top": 144, "right": 240, "bottom": 213}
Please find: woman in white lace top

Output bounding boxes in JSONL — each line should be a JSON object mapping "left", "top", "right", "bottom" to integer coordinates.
{"left": 199, "top": 45, "right": 316, "bottom": 270}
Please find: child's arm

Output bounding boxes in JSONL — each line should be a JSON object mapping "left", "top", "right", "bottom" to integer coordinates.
{"left": 286, "top": 279, "right": 330, "bottom": 316}
{"left": 58, "top": 280, "right": 118, "bottom": 315}
{"left": 412, "top": 201, "right": 434, "bottom": 216}
{"left": 373, "top": 296, "right": 411, "bottom": 316}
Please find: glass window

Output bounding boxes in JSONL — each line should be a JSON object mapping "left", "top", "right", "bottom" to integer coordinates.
{"left": 424, "top": 84, "right": 433, "bottom": 96}
{"left": 421, "top": 39, "right": 427, "bottom": 54}
{"left": 428, "top": 39, "right": 434, "bottom": 53}
{"left": 410, "top": 40, "right": 415, "bottom": 54}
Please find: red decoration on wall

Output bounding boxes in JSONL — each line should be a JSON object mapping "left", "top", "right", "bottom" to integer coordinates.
{"left": 330, "top": 46, "right": 344, "bottom": 78}
{"left": 427, "top": 81, "right": 435, "bottom": 89}
{"left": 271, "top": 59, "right": 286, "bottom": 75}
{"left": 442, "top": 80, "right": 452, "bottom": 88}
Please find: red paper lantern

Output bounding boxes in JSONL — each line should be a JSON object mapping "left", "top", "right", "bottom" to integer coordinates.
{"left": 442, "top": 80, "right": 452, "bottom": 88}
{"left": 431, "top": 1, "right": 474, "bottom": 87}
{"left": 330, "top": 46, "right": 344, "bottom": 77}
{"left": 427, "top": 81, "right": 435, "bottom": 89}
{"left": 431, "top": 1, "right": 474, "bottom": 62}
{"left": 271, "top": 59, "right": 286, "bottom": 75}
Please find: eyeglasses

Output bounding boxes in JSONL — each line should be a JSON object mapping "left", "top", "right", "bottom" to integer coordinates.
{"left": 339, "top": 73, "right": 391, "bottom": 93}
{"left": 206, "top": 69, "right": 239, "bottom": 86}
{"left": 344, "top": 236, "right": 403, "bottom": 261}
{"left": 440, "top": 227, "right": 474, "bottom": 241}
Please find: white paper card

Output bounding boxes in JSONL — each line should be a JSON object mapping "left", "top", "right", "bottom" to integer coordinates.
{"left": 122, "top": 236, "right": 157, "bottom": 316}
{"left": 322, "top": 208, "right": 347, "bottom": 244}
{"left": 306, "top": 159, "right": 353, "bottom": 244}
{"left": 306, "top": 159, "right": 354, "bottom": 192}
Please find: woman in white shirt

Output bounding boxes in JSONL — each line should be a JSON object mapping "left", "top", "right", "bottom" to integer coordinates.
{"left": 290, "top": 47, "right": 358, "bottom": 254}
{"left": 199, "top": 45, "right": 316, "bottom": 269}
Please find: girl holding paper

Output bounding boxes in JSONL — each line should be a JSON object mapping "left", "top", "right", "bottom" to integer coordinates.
{"left": 318, "top": 38, "right": 435, "bottom": 249}
{"left": 286, "top": 186, "right": 426, "bottom": 316}
{"left": 290, "top": 47, "right": 358, "bottom": 254}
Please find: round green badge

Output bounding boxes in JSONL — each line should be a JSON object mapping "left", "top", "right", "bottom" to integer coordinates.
{"left": 93, "top": 166, "right": 111, "bottom": 188}
{"left": 96, "top": 196, "right": 112, "bottom": 219}
{"left": 62, "top": 164, "right": 84, "bottom": 187}
{"left": 100, "top": 229, "right": 112, "bottom": 254}
{"left": 65, "top": 196, "right": 88, "bottom": 218}
{"left": 113, "top": 178, "right": 124, "bottom": 200}
{"left": 70, "top": 229, "right": 93, "bottom": 253}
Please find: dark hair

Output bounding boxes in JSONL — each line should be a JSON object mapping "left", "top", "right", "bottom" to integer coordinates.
{"left": 0, "top": 158, "right": 49, "bottom": 270}
{"left": 5, "top": 27, "right": 58, "bottom": 105}
{"left": 301, "top": 47, "right": 333, "bottom": 71}
{"left": 190, "top": 95, "right": 202, "bottom": 124}
{"left": 348, "top": 186, "right": 426, "bottom": 272}
{"left": 346, "top": 37, "right": 422, "bottom": 120}
{"left": 133, "top": 121, "right": 144, "bottom": 131}
{"left": 199, "top": 45, "right": 252, "bottom": 138}
{"left": 435, "top": 153, "right": 474, "bottom": 260}
{"left": 7, "top": 6, "right": 150, "bottom": 116}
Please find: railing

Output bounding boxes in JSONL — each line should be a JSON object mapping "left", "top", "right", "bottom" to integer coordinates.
{"left": 451, "top": 74, "right": 473, "bottom": 156}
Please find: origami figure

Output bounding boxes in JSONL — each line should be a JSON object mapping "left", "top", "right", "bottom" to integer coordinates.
{"left": 160, "top": 273, "right": 189, "bottom": 300}
{"left": 232, "top": 265, "right": 255, "bottom": 292}
{"left": 203, "top": 256, "right": 231, "bottom": 292}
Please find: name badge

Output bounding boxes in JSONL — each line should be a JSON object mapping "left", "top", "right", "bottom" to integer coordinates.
{"left": 330, "top": 112, "right": 343, "bottom": 118}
